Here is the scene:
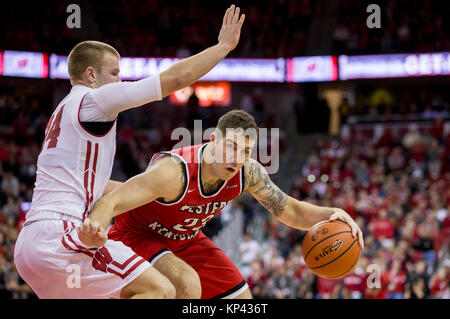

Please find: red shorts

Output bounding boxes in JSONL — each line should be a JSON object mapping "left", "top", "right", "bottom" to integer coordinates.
{"left": 108, "top": 227, "right": 247, "bottom": 299}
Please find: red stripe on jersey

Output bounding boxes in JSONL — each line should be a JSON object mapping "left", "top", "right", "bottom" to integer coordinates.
{"left": 108, "top": 258, "right": 146, "bottom": 279}
{"left": 61, "top": 221, "right": 145, "bottom": 279}
{"left": 61, "top": 221, "right": 94, "bottom": 257}
{"left": 83, "top": 141, "right": 92, "bottom": 220}
{"left": 111, "top": 253, "right": 139, "bottom": 270}
{"left": 63, "top": 221, "right": 96, "bottom": 254}
{"left": 89, "top": 143, "right": 99, "bottom": 205}
{"left": 67, "top": 232, "right": 96, "bottom": 254}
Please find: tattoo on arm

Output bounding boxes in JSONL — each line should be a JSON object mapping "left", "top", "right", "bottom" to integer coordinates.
{"left": 245, "top": 161, "right": 288, "bottom": 218}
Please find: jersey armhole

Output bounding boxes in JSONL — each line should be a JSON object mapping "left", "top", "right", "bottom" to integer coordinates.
{"left": 77, "top": 93, "right": 117, "bottom": 138}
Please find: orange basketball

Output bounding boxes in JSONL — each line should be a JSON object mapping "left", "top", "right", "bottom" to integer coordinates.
{"left": 302, "top": 220, "right": 361, "bottom": 279}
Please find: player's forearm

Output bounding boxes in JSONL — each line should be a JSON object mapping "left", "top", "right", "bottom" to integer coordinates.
{"left": 160, "top": 43, "right": 231, "bottom": 98}
{"left": 87, "top": 197, "right": 116, "bottom": 231}
{"left": 102, "top": 180, "right": 123, "bottom": 196}
{"left": 88, "top": 191, "right": 142, "bottom": 230}
{"left": 279, "top": 197, "right": 335, "bottom": 230}
{"left": 89, "top": 172, "right": 161, "bottom": 230}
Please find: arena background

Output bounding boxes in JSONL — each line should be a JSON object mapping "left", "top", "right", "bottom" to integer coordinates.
{"left": 0, "top": 0, "right": 449, "bottom": 299}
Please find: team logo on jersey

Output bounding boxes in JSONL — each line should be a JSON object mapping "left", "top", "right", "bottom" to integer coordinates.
{"left": 179, "top": 200, "right": 232, "bottom": 215}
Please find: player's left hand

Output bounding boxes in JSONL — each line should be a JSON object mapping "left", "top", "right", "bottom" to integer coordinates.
{"left": 217, "top": 4, "right": 246, "bottom": 52}
{"left": 329, "top": 208, "right": 365, "bottom": 250}
{"left": 77, "top": 218, "right": 108, "bottom": 248}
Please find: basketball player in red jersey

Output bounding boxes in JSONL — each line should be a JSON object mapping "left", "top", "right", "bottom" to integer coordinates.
{"left": 14, "top": 5, "right": 245, "bottom": 299}
{"left": 80, "top": 110, "right": 364, "bottom": 299}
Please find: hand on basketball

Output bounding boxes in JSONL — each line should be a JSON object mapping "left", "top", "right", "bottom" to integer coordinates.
{"left": 329, "top": 208, "right": 365, "bottom": 250}
{"left": 77, "top": 218, "right": 108, "bottom": 248}
{"left": 218, "top": 4, "right": 245, "bottom": 52}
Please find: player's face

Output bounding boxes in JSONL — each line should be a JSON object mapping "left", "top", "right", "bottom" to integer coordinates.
{"left": 211, "top": 131, "right": 256, "bottom": 180}
{"left": 95, "top": 52, "right": 121, "bottom": 87}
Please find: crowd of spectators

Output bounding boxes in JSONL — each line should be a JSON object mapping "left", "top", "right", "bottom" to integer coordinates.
{"left": 238, "top": 118, "right": 450, "bottom": 299}
{"left": 1, "top": 84, "right": 449, "bottom": 298}
{"left": 2, "top": 0, "right": 449, "bottom": 59}
{"left": 333, "top": 0, "right": 450, "bottom": 55}
{"left": 339, "top": 87, "right": 450, "bottom": 126}
{"left": 1, "top": 0, "right": 315, "bottom": 58}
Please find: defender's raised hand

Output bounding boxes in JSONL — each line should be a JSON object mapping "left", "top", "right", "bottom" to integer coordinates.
{"left": 218, "top": 4, "right": 245, "bottom": 52}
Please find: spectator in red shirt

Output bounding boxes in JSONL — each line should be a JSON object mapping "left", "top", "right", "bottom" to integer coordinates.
{"left": 370, "top": 209, "right": 396, "bottom": 249}
{"left": 342, "top": 269, "right": 365, "bottom": 299}
{"left": 387, "top": 258, "right": 407, "bottom": 299}
{"left": 429, "top": 266, "right": 449, "bottom": 298}
{"left": 316, "top": 277, "right": 338, "bottom": 299}
{"left": 340, "top": 160, "right": 355, "bottom": 180}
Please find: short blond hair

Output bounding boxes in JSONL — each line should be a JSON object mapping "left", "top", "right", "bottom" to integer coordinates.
{"left": 67, "top": 40, "right": 120, "bottom": 82}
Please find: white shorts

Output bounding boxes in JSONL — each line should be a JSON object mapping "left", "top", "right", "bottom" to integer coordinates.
{"left": 14, "top": 216, "right": 151, "bottom": 299}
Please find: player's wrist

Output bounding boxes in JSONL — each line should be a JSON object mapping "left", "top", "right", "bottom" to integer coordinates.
{"left": 216, "top": 42, "right": 234, "bottom": 53}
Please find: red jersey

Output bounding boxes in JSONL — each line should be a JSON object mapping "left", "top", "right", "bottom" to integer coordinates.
{"left": 111, "top": 143, "right": 244, "bottom": 245}
{"left": 372, "top": 218, "right": 395, "bottom": 239}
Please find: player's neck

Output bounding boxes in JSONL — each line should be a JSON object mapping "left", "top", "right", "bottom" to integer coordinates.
{"left": 71, "top": 80, "right": 97, "bottom": 89}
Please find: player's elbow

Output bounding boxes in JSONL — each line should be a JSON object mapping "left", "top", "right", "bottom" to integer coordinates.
{"left": 160, "top": 70, "right": 186, "bottom": 98}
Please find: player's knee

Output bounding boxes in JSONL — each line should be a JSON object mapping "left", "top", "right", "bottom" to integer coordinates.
{"left": 121, "top": 270, "right": 176, "bottom": 299}
{"left": 177, "top": 269, "right": 201, "bottom": 298}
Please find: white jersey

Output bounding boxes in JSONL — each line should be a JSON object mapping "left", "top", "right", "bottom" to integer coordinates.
{"left": 26, "top": 74, "right": 162, "bottom": 222}
{"left": 15, "top": 76, "right": 162, "bottom": 298}
{"left": 27, "top": 86, "right": 116, "bottom": 221}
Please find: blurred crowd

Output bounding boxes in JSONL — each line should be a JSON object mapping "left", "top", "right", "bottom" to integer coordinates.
{"left": 2, "top": 0, "right": 450, "bottom": 58}
{"left": 1, "top": 86, "right": 449, "bottom": 298}
{"left": 333, "top": 0, "right": 450, "bottom": 55}
{"left": 1, "top": 0, "right": 315, "bottom": 58}
{"left": 238, "top": 119, "right": 450, "bottom": 299}
{"left": 340, "top": 88, "right": 450, "bottom": 122}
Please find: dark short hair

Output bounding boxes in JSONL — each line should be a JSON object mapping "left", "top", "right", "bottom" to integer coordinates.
{"left": 216, "top": 109, "right": 259, "bottom": 140}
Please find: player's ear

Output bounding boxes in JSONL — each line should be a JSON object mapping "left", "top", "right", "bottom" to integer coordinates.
{"left": 210, "top": 132, "right": 216, "bottom": 156}
{"left": 85, "top": 66, "right": 96, "bottom": 84}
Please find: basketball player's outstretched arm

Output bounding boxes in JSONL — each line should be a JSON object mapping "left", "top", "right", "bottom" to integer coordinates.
{"left": 87, "top": 5, "right": 245, "bottom": 118}
{"left": 77, "top": 156, "right": 185, "bottom": 247}
{"left": 244, "top": 159, "right": 364, "bottom": 249}
{"left": 159, "top": 4, "right": 245, "bottom": 98}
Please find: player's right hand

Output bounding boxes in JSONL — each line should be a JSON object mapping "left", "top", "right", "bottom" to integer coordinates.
{"left": 77, "top": 218, "right": 108, "bottom": 248}
{"left": 218, "top": 4, "right": 245, "bottom": 52}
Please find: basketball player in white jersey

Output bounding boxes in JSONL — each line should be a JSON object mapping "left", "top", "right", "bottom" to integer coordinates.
{"left": 14, "top": 5, "right": 245, "bottom": 299}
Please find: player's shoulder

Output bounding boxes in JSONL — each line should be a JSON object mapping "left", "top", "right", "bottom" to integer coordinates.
{"left": 244, "top": 158, "right": 266, "bottom": 175}
{"left": 148, "top": 153, "right": 184, "bottom": 172}
{"left": 146, "top": 153, "right": 186, "bottom": 183}
{"left": 243, "top": 158, "right": 267, "bottom": 191}
{"left": 145, "top": 153, "right": 187, "bottom": 198}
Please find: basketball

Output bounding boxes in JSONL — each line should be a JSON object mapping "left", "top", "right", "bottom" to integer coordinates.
{"left": 302, "top": 220, "right": 361, "bottom": 279}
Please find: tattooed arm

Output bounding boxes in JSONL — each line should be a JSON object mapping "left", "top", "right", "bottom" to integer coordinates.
{"left": 243, "top": 159, "right": 365, "bottom": 247}
{"left": 243, "top": 159, "right": 335, "bottom": 230}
